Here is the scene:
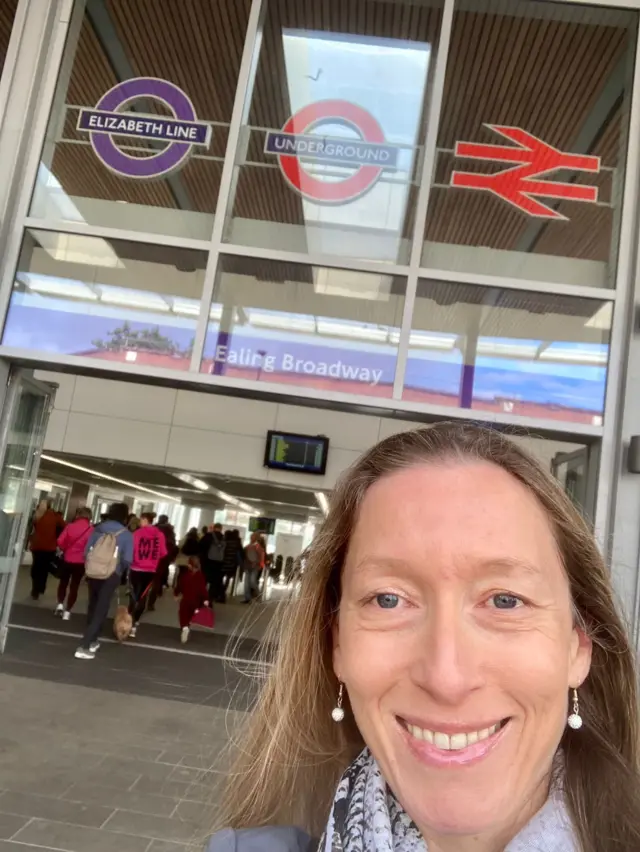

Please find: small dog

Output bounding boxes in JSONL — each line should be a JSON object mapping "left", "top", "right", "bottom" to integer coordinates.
{"left": 113, "top": 606, "right": 133, "bottom": 641}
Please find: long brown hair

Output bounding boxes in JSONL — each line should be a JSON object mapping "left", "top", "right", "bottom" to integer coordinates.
{"left": 219, "top": 423, "right": 640, "bottom": 850}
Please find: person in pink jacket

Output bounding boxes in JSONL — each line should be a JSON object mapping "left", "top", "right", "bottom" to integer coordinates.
{"left": 128, "top": 512, "right": 167, "bottom": 637}
{"left": 55, "top": 507, "right": 93, "bottom": 620}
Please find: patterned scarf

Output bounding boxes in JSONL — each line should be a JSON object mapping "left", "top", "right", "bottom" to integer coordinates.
{"left": 319, "top": 749, "right": 578, "bottom": 852}
{"left": 320, "top": 750, "right": 425, "bottom": 852}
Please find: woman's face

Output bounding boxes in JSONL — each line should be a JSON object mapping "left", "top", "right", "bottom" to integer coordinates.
{"left": 334, "top": 461, "right": 591, "bottom": 845}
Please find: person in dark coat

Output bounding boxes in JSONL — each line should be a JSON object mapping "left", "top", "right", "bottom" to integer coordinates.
{"left": 199, "top": 523, "right": 225, "bottom": 603}
{"left": 148, "top": 514, "right": 177, "bottom": 610}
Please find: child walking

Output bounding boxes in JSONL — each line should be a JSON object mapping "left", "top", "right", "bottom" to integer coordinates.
{"left": 174, "top": 556, "right": 209, "bottom": 644}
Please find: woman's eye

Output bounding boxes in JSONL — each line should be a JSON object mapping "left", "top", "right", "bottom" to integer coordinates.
{"left": 489, "top": 593, "right": 523, "bottom": 610}
{"left": 375, "top": 593, "right": 400, "bottom": 609}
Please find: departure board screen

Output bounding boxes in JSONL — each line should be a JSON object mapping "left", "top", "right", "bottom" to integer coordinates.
{"left": 249, "top": 516, "right": 276, "bottom": 534}
{"left": 264, "top": 430, "right": 329, "bottom": 475}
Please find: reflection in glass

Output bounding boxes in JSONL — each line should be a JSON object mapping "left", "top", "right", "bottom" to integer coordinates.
{"left": 422, "top": 0, "right": 637, "bottom": 287}
{"left": 2, "top": 230, "right": 207, "bottom": 371}
{"left": 225, "top": 0, "right": 442, "bottom": 263}
{"left": 403, "top": 281, "right": 611, "bottom": 425}
{"left": 200, "top": 256, "right": 406, "bottom": 398}
{"left": 0, "top": 384, "right": 47, "bottom": 560}
{"left": 29, "top": 0, "right": 248, "bottom": 239}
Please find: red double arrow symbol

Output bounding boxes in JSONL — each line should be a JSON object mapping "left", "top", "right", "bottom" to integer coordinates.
{"left": 450, "top": 125, "right": 601, "bottom": 219}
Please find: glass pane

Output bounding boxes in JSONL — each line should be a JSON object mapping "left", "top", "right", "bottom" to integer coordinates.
{"left": 422, "top": 1, "right": 637, "bottom": 288}
{"left": 200, "top": 256, "right": 406, "bottom": 398}
{"left": 0, "top": 382, "right": 48, "bottom": 565}
{"left": 2, "top": 230, "right": 207, "bottom": 371}
{"left": 0, "top": 1, "right": 19, "bottom": 82}
{"left": 224, "top": 0, "right": 443, "bottom": 264}
{"left": 29, "top": 0, "right": 251, "bottom": 240}
{"left": 403, "top": 280, "right": 611, "bottom": 425}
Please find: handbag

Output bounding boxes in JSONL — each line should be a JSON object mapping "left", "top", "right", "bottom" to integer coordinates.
{"left": 49, "top": 550, "right": 65, "bottom": 580}
{"left": 51, "top": 524, "right": 92, "bottom": 579}
{"left": 191, "top": 606, "right": 215, "bottom": 629}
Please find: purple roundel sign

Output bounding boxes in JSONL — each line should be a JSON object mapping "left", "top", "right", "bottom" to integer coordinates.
{"left": 77, "top": 77, "right": 211, "bottom": 180}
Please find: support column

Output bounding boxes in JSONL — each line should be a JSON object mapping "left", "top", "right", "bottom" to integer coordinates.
{"left": 65, "top": 481, "right": 89, "bottom": 521}
{"left": 607, "top": 310, "right": 640, "bottom": 649}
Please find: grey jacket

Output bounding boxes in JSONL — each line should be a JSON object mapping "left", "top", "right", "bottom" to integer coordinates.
{"left": 206, "top": 792, "right": 576, "bottom": 851}
{"left": 207, "top": 827, "right": 312, "bottom": 851}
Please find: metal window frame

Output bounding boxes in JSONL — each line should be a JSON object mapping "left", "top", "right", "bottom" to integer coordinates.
{"left": 188, "top": 0, "right": 266, "bottom": 372}
{"left": 0, "top": 0, "right": 73, "bottom": 328}
{"left": 593, "top": 15, "right": 640, "bottom": 551}
{"left": 0, "top": 0, "right": 32, "bottom": 137}
{"left": 0, "top": 0, "right": 631, "bottom": 450}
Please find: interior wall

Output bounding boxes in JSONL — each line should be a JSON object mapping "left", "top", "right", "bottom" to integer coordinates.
{"left": 34, "top": 370, "right": 584, "bottom": 492}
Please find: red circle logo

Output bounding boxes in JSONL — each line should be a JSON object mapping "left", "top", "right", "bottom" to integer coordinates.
{"left": 269, "top": 100, "right": 391, "bottom": 204}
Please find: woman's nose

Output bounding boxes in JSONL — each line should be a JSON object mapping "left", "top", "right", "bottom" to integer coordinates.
{"left": 408, "top": 609, "right": 484, "bottom": 705}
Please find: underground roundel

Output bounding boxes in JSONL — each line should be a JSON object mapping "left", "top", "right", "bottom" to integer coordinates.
{"left": 265, "top": 99, "right": 399, "bottom": 205}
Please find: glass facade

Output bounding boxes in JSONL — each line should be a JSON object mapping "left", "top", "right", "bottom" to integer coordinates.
{"left": 29, "top": 1, "right": 250, "bottom": 240}
{"left": 201, "top": 256, "right": 405, "bottom": 397}
{"left": 222, "top": 0, "right": 443, "bottom": 263}
{"left": 404, "top": 283, "right": 610, "bottom": 425}
{"left": 0, "top": 0, "right": 635, "bottom": 435}
{"left": 422, "top": 1, "right": 637, "bottom": 288}
{"left": 4, "top": 230, "right": 207, "bottom": 370}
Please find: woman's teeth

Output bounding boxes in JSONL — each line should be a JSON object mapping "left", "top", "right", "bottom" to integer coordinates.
{"left": 406, "top": 722, "right": 502, "bottom": 751}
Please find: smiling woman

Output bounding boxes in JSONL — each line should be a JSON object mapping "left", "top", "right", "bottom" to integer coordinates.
{"left": 210, "top": 423, "right": 640, "bottom": 852}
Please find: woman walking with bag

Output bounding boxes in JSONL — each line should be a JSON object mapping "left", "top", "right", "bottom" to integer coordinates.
{"left": 55, "top": 508, "right": 93, "bottom": 621}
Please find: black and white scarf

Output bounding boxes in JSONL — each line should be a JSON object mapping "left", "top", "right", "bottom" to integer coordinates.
{"left": 320, "top": 750, "right": 425, "bottom": 852}
{"left": 319, "top": 749, "right": 578, "bottom": 852}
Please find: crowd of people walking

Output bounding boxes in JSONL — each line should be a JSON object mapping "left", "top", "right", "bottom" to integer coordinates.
{"left": 26, "top": 500, "right": 273, "bottom": 661}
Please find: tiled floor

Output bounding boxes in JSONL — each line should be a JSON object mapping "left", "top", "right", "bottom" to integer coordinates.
{"left": 0, "top": 672, "right": 244, "bottom": 851}
{"left": 0, "top": 565, "right": 279, "bottom": 851}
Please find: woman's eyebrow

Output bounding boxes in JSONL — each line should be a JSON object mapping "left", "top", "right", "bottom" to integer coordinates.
{"left": 474, "top": 556, "right": 545, "bottom": 579}
{"left": 350, "top": 556, "right": 410, "bottom": 575}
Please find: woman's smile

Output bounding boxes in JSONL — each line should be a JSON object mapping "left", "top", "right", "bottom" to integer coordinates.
{"left": 397, "top": 715, "right": 512, "bottom": 767}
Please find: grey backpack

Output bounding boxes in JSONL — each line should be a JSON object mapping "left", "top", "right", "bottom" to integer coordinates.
{"left": 207, "top": 537, "right": 225, "bottom": 562}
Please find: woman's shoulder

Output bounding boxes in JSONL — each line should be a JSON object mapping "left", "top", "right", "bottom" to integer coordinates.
{"left": 206, "top": 827, "right": 313, "bottom": 852}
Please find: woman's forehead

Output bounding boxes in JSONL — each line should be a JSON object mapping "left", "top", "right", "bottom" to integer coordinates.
{"left": 347, "top": 461, "right": 561, "bottom": 576}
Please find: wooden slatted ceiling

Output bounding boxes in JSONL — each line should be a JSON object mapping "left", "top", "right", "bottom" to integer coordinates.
{"left": 54, "top": 18, "right": 175, "bottom": 210}
{"left": 425, "top": 10, "right": 629, "bottom": 261}
{"left": 0, "top": 0, "right": 18, "bottom": 75}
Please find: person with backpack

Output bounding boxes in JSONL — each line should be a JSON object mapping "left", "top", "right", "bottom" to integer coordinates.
{"left": 199, "top": 523, "right": 225, "bottom": 603}
{"left": 128, "top": 512, "right": 167, "bottom": 638}
{"left": 243, "top": 532, "right": 265, "bottom": 604}
{"left": 74, "top": 502, "right": 133, "bottom": 661}
{"left": 55, "top": 507, "right": 93, "bottom": 621}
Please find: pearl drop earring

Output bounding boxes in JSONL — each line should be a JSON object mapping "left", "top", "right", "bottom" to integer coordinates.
{"left": 331, "top": 683, "right": 345, "bottom": 722}
{"left": 567, "top": 688, "right": 583, "bottom": 730}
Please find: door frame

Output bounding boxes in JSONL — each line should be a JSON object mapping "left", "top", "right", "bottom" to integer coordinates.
{"left": 0, "top": 367, "right": 54, "bottom": 651}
